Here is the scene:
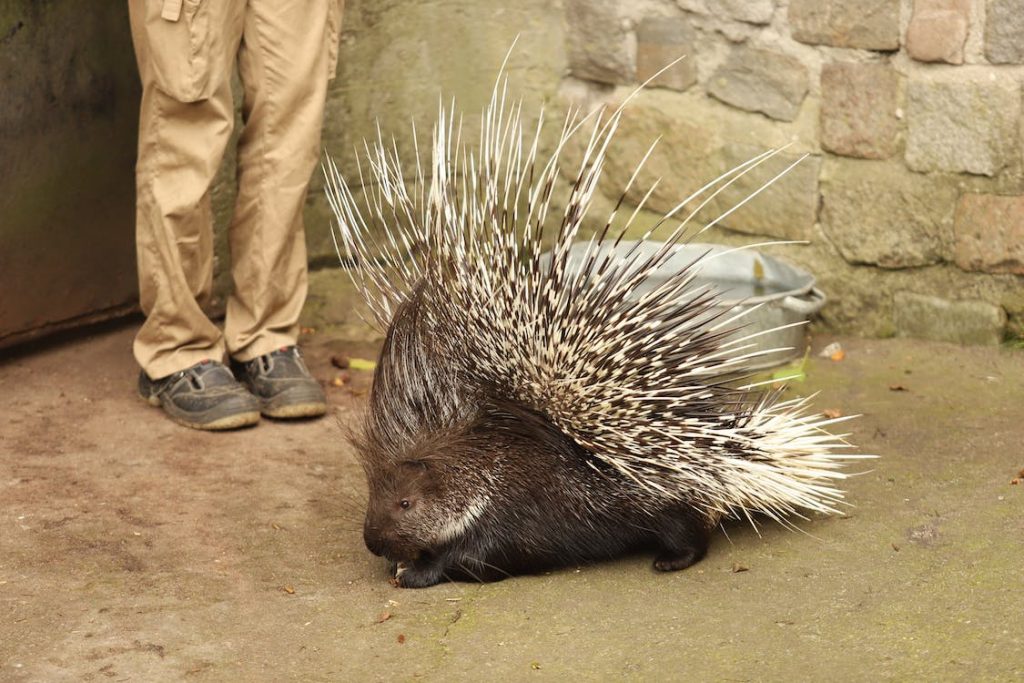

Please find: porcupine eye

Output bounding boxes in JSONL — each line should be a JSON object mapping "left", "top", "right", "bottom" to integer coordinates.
{"left": 399, "top": 499, "right": 411, "bottom": 510}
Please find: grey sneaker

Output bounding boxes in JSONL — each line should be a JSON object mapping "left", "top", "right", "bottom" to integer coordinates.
{"left": 232, "top": 346, "right": 327, "bottom": 419}
{"left": 139, "top": 360, "right": 261, "bottom": 430}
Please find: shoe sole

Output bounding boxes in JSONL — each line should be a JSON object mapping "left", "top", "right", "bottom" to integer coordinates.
{"left": 140, "top": 393, "right": 261, "bottom": 431}
{"left": 169, "top": 410, "right": 261, "bottom": 431}
{"left": 258, "top": 383, "right": 328, "bottom": 419}
{"left": 262, "top": 401, "right": 328, "bottom": 419}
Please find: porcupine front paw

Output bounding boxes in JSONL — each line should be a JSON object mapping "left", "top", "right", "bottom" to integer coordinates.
{"left": 391, "top": 560, "right": 446, "bottom": 588}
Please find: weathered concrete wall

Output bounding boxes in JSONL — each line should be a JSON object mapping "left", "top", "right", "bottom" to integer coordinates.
{"left": 0, "top": 2, "right": 141, "bottom": 347}
{"left": 301, "top": 0, "right": 569, "bottom": 263}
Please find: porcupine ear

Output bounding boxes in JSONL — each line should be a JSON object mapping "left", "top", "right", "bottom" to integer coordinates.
{"left": 397, "top": 459, "right": 430, "bottom": 471}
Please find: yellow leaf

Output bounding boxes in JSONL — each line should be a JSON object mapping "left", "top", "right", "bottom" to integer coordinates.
{"left": 349, "top": 358, "right": 377, "bottom": 371}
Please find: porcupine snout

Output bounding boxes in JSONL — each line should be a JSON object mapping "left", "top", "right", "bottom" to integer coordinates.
{"left": 362, "top": 505, "right": 424, "bottom": 562}
{"left": 362, "top": 519, "right": 387, "bottom": 557}
{"left": 362, "top": 513, "right": 429, "bottom": 563}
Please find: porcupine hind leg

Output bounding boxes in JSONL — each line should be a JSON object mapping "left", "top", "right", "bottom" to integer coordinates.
{"left": 652, "top": 510, "right": 711, "bottom": 572}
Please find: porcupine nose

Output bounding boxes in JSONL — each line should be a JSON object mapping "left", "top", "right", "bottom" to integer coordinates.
{"left": 363, "top": 523, "right": 387, "bottom": 557}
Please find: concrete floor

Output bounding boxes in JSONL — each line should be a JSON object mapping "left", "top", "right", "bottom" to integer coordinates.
{"left": 1, "top": 274, "right": 1022, "bottom": 681}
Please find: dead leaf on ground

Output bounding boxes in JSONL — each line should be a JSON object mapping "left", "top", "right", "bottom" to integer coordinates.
{"left": 830, "top": 349, "right": 846, "bottom": 362}
{"left": 822, "top": 408, "right": 842, "bottom": 419}
{"left": 330, "top": 371, "right": 351, "bottom": 387}
{"left": 300, "top": 327, "right": 316, "bottom": 335}
{"left": 330, "top": 354, "right": 351, "bottom": 370}
{"left": 376, "top": 611, "right": 392, "bottom": 624}
{"left": 731, "top": 563, "right": 749, "bottom": 573}
{"left": 1011, "top": 479, "right": 1020, "bottom": 486}
{"left": 396, "top": 634, "right": 406, "bottom": 644}
{"left": 282, "top": 585, "right": 295, "bottom": 595}
{"left": 888, "top": 384, "right": 908, "bottom": 392}
{"left": 891, "top": 543, "right": 900, "bottom": 552}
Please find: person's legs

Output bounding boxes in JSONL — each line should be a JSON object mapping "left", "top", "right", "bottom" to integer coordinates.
{"left": 129, "top": 0, "right": 260, "bottom": 430}
{"left": 225, "top": 0, "right": 336, "bottom": 362}
{"left": 129, "top": 0, "right": 247, "bottom": 379}
{"left": 225, "top": 0, "right": 341, "bottom": 419}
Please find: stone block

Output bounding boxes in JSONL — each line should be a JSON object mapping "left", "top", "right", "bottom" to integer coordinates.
{"left": 905, "top": 0, "right": 970, "bottom": 64}
{"left": 635, "top": 17, "right": 698, "bottom": 91}
{"left": 577, "top": 91, "right": 819, "bottom": 240}
{"left": 894, "top": 292, "right": 1006, "bottom": 345}
{"left": 701, "top": 144, "right": 822, "bottom": 241}
{"left": 820, "top": 62, "right": 899, "bottom": 159}
{"left": 566, "top": 0, "right": 634, "bottom": 85}
{"left": 707, "top": 46, "right": 809, "bottom": 121}
{"left": 905, "top": 72, "right": 1020, "bottom": 177}
{"left": 706, "top": 0, "right": 774, "bottom": 25}
{"left": 985, "top": 0, "right": 1024, "bottom": 64}
{"left": 594, "top": 93, "right": 720, "bottom": 218}
{"left": 789, "top": 0, "right": 900, "bottom": 50}
{"left": 821, "top": 160, "right": 957, "bottom": 268}
{"left": 954, "top": 194, "right": 1024, "bottom": 274}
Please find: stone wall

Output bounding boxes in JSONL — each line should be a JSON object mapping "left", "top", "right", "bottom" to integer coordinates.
{"left": 555, "top": 0, "right": 1024, "bottom": 343}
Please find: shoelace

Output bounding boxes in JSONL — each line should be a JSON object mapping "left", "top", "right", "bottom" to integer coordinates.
{"left": 156, "top": 360, "right": 226, "bottom": 395}
{"left": 249, "top": 347, "right": 302, "bottom": 376}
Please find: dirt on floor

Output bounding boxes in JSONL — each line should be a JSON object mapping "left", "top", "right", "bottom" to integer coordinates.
{"left": 1, "top": 273, "right": 1022, "bottom": 681}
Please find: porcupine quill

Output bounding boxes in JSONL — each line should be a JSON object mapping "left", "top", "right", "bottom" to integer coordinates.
{"left": 323, "top": 51, "right": 873, "bottom": 588}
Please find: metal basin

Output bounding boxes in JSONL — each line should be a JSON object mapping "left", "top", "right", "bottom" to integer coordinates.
{"left": 554, "top": 241, "right": 827, "bottom": 370}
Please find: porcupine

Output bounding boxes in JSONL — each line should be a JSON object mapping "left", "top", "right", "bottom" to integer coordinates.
{"left": 323, "top": 67, "right": 869, "bottom": 589}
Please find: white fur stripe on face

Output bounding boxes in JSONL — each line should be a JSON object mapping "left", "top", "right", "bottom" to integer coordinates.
{"left": 435, "top": 497, "right": 489, "bottom": 544}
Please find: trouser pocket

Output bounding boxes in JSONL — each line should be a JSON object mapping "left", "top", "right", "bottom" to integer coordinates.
{"left": 138, "top": 0, "right": 214, "bottom": 102}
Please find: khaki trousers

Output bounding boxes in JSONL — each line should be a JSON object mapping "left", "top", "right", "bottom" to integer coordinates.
{"left": 128, "top": 0, "right": 343, "bottom": 379}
